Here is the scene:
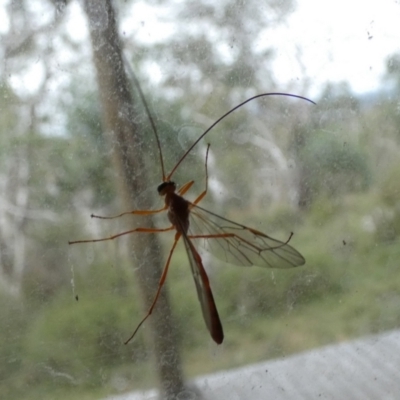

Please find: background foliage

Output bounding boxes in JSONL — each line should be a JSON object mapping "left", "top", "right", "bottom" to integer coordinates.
{"left": 1, "top": 0, "right": 400, "bottom": 399}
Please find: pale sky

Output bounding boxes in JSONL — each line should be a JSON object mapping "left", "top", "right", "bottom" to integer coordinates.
{"left": 123, "top": 0, "right": 400, "bottom": 95}
{"left": 2, "top": 0, "right": 400, "bottom": 96}
{"left": 271, "top": 0, "right": 400, "bottom": 94}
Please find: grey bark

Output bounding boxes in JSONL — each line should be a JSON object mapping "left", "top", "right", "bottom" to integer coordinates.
{"left": 82, "top": 1, "right": 187, "bottom": 398}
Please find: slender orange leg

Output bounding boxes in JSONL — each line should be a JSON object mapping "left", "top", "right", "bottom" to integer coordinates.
{"left": 191, "top": 144, "right": 211, "bottom": 206}
{"left": 124, "top": 232, "right": 182, "bottom": 344}
{"left": 92, "top": 182, "right": 195, "bottom": 220}
{"left": 91, "top": 206, "right": 167, "bottom": 220}
{"left": 68, "top": 226, "right": 174, "bottom": 245}
{"left": 175, "top": 145, "right": 210, "bottom": 203}
{"left": 178, "top": 180, "right": 195, "bottom": 196}
{"left": 188, "top": 232, "right": 294, "bottom": 250}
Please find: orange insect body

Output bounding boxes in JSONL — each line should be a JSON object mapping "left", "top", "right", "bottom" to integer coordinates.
{"left": 161, "top": 182, "right": 190, "bottom": 233}
{"left": 159, "top": 180, "right": 224, "bottom": 343}
{"left": 69, "top": 70, "right": 315, "bottom": 345}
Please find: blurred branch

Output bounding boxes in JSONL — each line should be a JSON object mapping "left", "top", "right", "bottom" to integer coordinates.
{"left": 82, "top": 1, "right": 187, "bottom": 398}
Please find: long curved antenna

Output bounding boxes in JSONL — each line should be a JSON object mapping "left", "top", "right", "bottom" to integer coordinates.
{"left": 124, "top": 57, "right": 315, "bottom": 183}
{"left": 166, "top": 93, "right": 315, "bottom": 181}
{"left": 124, "top": 57, "right": 166, "bottom": 180}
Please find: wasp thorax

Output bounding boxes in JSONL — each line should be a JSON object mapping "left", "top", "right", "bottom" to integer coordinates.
{"left": 157, "top": 181, "right": 176, "bottom": 195}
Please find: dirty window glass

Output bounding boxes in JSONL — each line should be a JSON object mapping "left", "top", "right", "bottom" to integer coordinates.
{"left": 1, "top": 0, "right": 400, "bottom": 399}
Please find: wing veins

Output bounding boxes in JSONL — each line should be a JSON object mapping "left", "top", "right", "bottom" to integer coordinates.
{"left": 189, "top": 208, "right": 254, "bottom": 265}
{"left": 188, "top": 203, "right": 305, "bottom": 268}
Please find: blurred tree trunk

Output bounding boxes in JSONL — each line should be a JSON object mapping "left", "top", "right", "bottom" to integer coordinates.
{"left": 0, "top": 0, "right": 64, "bottom": 297}
{"left": 82, "top": 1, "right": 186, "bottom": 398}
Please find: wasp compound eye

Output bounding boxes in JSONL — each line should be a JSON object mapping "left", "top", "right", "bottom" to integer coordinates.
{"left": 157, "top": 181, "right": 175, "bottom": 195}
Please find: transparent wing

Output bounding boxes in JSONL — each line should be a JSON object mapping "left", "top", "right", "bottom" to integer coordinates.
{"left": 188, "top": 204, "right": 305, "bottom": 269}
